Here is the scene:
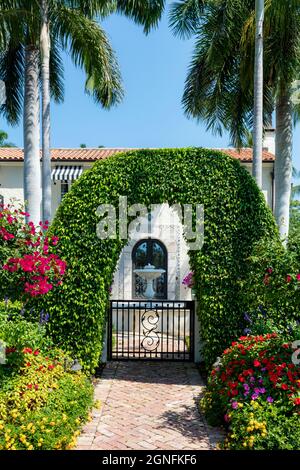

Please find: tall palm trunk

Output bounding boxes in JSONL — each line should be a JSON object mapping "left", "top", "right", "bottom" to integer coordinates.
{"left": 23, "top": 45, "right": 41, "bottom": 225}
{"left": 275, "top": 88, "right": 293, "bottom": 242}
{"left": 40, "top": 0, "right": 51, "bottom": 223}
{"left": 252, "top": 0, "right": 264, "bottom": 189}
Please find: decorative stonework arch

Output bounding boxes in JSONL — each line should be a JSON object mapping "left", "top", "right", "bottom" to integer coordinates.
{"left": 42, "top": 148, "right": 278, "bottom": 372}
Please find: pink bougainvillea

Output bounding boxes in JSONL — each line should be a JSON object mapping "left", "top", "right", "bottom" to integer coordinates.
{"left": 0, "top": 204, "right": 66, "bottom": 298}
{"left": 182, "top": 271, "right": 194, "bottom": 288}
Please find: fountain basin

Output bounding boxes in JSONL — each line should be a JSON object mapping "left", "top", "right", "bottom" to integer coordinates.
{"left": 134, "top": 263, "right": 166, "bottom": 299}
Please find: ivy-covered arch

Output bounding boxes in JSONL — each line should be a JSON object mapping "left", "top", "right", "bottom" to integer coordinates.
{"left": 41, "top": 148, "right": 278, "bottom": 372}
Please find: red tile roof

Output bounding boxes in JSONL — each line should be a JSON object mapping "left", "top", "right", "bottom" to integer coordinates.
{"left": 0, "top": 147, "right": 275, "bottom": 163}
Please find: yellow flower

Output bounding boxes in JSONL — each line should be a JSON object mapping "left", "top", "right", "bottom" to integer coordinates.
{"left": 50, "top": 421, "right": 55, "bottom": 426}
{"left": 28, "top": 445, "right": 34, "bottom": 450}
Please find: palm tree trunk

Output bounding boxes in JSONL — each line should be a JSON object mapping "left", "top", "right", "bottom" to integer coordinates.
{"left": 275, "top": 88, "right": 293, "bottom": 241}
{"left": 24, "top": 45, "right": 41, "bottom": 225}
{"left": 252, "top": 0, "right": 264, "bottom": 189}
{"left": 40, "top": 0, "right": 51, "bottom": 223}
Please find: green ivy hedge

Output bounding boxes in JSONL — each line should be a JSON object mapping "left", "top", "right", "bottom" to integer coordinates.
{"left": 38, "top": 148, "right": 278, "bottom": 372}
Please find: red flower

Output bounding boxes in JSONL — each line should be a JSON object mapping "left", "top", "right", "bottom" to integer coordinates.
{"left": 33, "top": 350, "right": 40, "bottom": 356}
{"left": 48, "top": 364, "right": 54, "bottom": 370}
{"left": 26, "top": 362, "right": 31, "bottom": 367}
{"left": 294, "top": 398, "right": 300, "bottom": 405}
{"left": 253, "top": 359, "right": 261, "bottom": 367}
{"left": 281, "top": 383, "right": 289, "bottom": 390}
{"left": 263, "top": 274, "right": 270, "bottom": 285}
{"left": 26, "top": 384, "right": 32, "bottom": 389}
{"left": 297, "top": 274, "right": 300, "bottom": 282}
{"left": 23, "top": 347, "right": 33, "bottom": 354}
{"left": 286, "top": 275, "right": 292, "bottom": 283}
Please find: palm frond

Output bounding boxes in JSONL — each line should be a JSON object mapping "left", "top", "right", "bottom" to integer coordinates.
{"left": 53, "top": 5, "right": 123, "bottom": 108}
{"left": 0, "top": 40, "right": 24, "bottom": 125}
{"left": 169, "top": 0, "right": 207, "bottom": 39}
{"left": 58, "top": 0, "right": 116, "bottom": 19}
{"left": 115, "top": 0, "right": 165, "bottom": 34}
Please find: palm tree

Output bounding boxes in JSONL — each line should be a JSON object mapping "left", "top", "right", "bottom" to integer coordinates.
{"left": 0, "top": 0, "right": 165, "bottom": 224}
{"left": 170, "top": 0, "right": 298, "bottom": 241}
{"left": 0, "top": 129, "right": 15, "bottom": 146}
{"left": 252, "top": 0, "right": 264, "bottom": 189}
{"left": 40, "top": 0, "right": 51, "bottom": 223}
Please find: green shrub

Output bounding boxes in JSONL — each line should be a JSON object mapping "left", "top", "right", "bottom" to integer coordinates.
{"left": 36, "top": 148, "right": 278, "bottom": 372}
{"left": 0, "top": 301, "right": 53, "bottom": 362}
{"left": 201, "top": 334, "right": 300, "bottom": 449}
{"left": 242, "top": 239, "right": 300, "bottom": 333}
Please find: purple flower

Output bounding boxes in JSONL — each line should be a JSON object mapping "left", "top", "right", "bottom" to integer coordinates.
{"left": 39, "top": 310, "right": 50, "bottom": 325}
{"left": 261, "top": 367, "right": 267, "bottom": 372}
{"left": 259, "top": 387, "right": 266, "bottom": 394}
{"left": 244, "top": 312, "right": 252, "bottom": 323}
{"left": 231, "top": 401, "right": 239, "bottom": 410}
{"left": 258, "top": 305, "right": 267, "bottom": 317}
{"left": 267, "top": 396, "right": 274, "bottom": 403}
{"left": 258, "top": 378, "right": 263, "bottom": 384}
{"left": 244, "top": 391, "right": 249, "bottom": 397}
{"left": 251, "top": 393, "right": 259, "bottom": 400}
{"left": 243, "top": 384, "right": 250, "bottom": 391}
{"left": 244, "top": 328, "right": 252, "bottom": 335}
{"left": 250, "top": 377, "right": 255, "bottom": 383}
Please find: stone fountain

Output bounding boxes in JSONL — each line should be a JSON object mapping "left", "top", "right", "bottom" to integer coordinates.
{"left": 134, "top": 263, "right": 166, "bottom": 299}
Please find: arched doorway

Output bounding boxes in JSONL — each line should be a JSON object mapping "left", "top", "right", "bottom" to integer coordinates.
{"left": 132, "top": 238, "right": 168, "bottom": 299}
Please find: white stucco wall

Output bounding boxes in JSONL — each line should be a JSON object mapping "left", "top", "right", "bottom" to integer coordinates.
{"left": 244, "top": 163, "right": 274, "bottom": 209}
{"left": 0, "top": 162, "right": 91, "bottom": 215}
{"left": 0, "top": 164, "right": 24, "bottom": 205}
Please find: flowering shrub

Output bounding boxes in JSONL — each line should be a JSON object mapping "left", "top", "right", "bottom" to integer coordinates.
{"left": 182, "top": 271, "right": 194, "bottom": 288}
{"left": 0, "top": 348, "right": 93, "bottom": 450}
{"left": 0, "top": 204, "right": 66, "bottom": 300}
{"left": 201, "top": 334, "right": 300, "bottom": 449}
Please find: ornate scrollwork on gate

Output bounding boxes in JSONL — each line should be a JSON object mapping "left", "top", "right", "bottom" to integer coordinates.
{"left": 141, "top": 309, "right": 160, "bottom": 352}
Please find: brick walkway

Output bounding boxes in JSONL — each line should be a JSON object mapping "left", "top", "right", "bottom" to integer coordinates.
{"left": 76, "top": 362, "right": 223, "bottom": 451}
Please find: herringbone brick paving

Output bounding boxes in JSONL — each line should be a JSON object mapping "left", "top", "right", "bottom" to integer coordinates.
{"left": 76, "top": 361, "right": 223, "bottom": 450}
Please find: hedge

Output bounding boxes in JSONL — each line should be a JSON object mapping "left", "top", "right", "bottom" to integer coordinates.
{"left": 37, "top": 148, "right": 278, "bottom": 372}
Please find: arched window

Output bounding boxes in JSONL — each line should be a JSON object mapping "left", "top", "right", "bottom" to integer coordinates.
{"left": 132, "top": 238, "right": 168, "bottom": 299}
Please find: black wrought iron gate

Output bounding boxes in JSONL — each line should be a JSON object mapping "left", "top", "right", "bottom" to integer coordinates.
{"left": 108, "top": 300, "right": 195, "bottom": 361}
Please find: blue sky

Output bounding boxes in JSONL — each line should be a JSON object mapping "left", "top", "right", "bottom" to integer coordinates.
{"left": 2, "top": 6, "right": 300, "bottom": 168}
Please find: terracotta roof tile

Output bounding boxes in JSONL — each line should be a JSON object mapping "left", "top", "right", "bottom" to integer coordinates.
{"left": 0, "top": 147, "right": 275, "bottom": 163}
